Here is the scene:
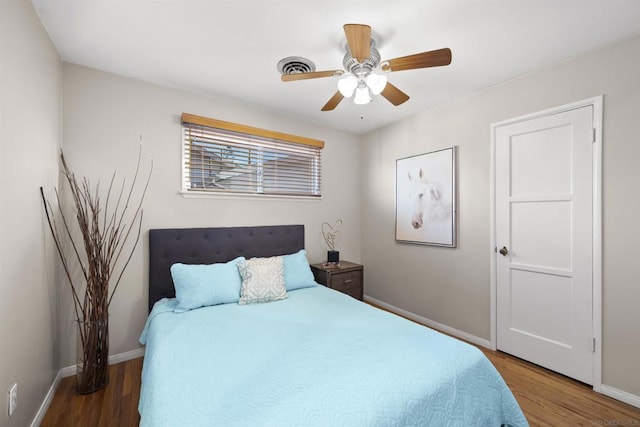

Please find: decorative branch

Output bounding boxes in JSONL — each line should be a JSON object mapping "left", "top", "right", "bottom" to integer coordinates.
{"left": 40, "top": 188, "right": 85, "bottom": 321}
{"left": 41, "top": 142, "right": 151, "bottom": 394}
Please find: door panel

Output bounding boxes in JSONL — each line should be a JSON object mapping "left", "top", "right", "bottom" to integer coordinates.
{"left": 511, "top": 201, "right": 572, "bottom": 269}
{"left": 509, "top": 125, "right": 572, "bottom": 196}
{"left": 495, "top": 105, "right": 594, "bottom": 384}
{"left": 510, "top": 269, "right": 573, "bottom": 346}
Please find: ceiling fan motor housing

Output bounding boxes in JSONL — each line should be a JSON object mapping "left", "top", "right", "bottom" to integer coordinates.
{"left": 343, "top": 46, "right": 381, "bottom": 75}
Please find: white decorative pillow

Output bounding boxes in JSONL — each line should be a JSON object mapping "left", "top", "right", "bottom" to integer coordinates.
{"left": 237, "top": 256, "right": 288, "bottom": 305}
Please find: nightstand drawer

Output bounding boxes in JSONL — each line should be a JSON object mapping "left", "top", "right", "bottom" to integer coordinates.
{"left": 341, "top": 286, "right": 363, "bottom": 300}
{"left": 310, "top": 261, "right": 364, "bottom": 301}
{"left": 330, "top": 271, "right": 362, "bottom": 292}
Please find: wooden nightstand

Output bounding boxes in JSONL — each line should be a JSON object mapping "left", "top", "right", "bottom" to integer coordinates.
{"left": 310, "top": 261, "right": 364, "bottom": 300}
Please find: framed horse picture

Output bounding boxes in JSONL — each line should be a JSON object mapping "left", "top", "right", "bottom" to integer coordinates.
{"left": 396, "top": 147, "right": 457, "bottom": 247}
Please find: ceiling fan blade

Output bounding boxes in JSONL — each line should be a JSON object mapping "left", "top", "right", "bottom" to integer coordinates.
{"left": 381, "top": 82, "right": 410, "bottom": 106}
{"left": 281, "top": 70, "right": 344, "bottom": 82}
{"left": 321, "top": 91, "right": 345, "bottom": 111}
{"left": 382, "top": 48, "right": 452, "bottom": 72}
{"left": 343, "top": 24, "right": 371, "bottom": 63}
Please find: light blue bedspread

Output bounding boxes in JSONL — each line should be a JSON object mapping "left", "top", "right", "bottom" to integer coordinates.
{"left": 139, "top": 285, "right": 528, "bottom": 427}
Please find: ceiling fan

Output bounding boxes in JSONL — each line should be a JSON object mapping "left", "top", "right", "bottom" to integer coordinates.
{"left": 281, "top": 23, "right": 452, "bottom": 111}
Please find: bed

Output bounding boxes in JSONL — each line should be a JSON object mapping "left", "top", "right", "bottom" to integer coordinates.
{"left": 139, "top": 224, "right": 528, "bottom": 426}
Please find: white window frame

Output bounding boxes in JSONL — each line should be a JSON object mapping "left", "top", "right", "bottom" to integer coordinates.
{"left": 180, "top": 113, "right": 324, "bottom": 199}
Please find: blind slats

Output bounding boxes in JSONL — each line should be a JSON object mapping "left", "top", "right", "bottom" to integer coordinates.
{"left": 182, "top": 117, "right": 322, "bottom": 197}
{"left": 187, "top": 135, "right": 318, "bottom": 155}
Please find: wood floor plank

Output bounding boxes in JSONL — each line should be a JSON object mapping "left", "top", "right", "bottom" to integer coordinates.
{"left": 41, "top": 362, "right": 141, "bottom": 427}
{"left": 41, "top": 349, "right": 640, "bottom": 427}
{"left": 482, "top": 347, "right": 640, "bottom": 426}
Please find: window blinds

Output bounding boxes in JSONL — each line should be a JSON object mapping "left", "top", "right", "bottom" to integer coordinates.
{"left": 181, "top": 114, "right": 323, "bottom": 197}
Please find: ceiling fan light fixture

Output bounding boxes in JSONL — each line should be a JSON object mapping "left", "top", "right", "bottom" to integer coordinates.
{"left": 365, "top": 73, "right": 387, "bottom": 95}
{"left": 280, "top": 23, "right": 451, "bottom": 111}
{"left": 337, "top": 75, "right": 358, "bottom": 97}
{"left": 353, "top": 84, "right": 372, "bottom": 105}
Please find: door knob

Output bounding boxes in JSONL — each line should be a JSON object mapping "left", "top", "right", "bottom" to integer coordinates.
{"left": 499, "top": 246, "right": 509, "bottom": 256}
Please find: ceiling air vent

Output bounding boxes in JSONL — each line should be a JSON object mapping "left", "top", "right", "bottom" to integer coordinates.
{"left": 277, "top": 56, "right": 316, "bottom": 75}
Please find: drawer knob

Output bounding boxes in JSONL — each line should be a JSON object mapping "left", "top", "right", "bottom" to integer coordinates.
{"left": 344, "top": 279, "right": 353, "bottom": 284}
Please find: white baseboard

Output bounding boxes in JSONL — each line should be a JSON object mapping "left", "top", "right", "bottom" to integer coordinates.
{"left": 363, "top": 295, "right": 492, "bottom": 349}
{"left": 58, "top": 364, "right": 76, "bottom": 379}
{"left": 601, "top": 385, "right": 640, "bottom": 409}
{"left": 30, "top": 370, "right": 63, "bottom": 427}
{"left": 108, "top": 347, "right": 145, "bottom": 366}
{"left": 59, "top": 347, "right": 145, "bottom": 378}
{"left": 30, "top": 347, "right": 145, "bottom": 426}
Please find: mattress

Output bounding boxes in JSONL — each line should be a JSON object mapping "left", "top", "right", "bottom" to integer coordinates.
{"left": 139, "top": 285, "right": 528, "bottom": 426}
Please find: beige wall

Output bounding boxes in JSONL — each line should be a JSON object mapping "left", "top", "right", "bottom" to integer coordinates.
{"left": 4, "top": 3, "right": 639, "bottom": 420}
{"left": 60, "top": 64, "right": 363, "bottom": 367}
{"left": 362, "top": 35, "right": 640, "bottom": 396}
{"left": 0, "top": 0, "right": 62, "bottom": 425}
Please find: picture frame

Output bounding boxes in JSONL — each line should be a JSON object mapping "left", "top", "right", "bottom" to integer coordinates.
{"left": 395, "top": 146, "right": 457, "bottom": 247}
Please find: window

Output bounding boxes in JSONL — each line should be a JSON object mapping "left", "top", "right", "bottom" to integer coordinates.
{"left": 181, "top": 113, "right": 324, "bottom": 197}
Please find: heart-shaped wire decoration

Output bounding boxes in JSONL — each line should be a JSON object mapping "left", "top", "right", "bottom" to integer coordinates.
{"left": 322, "top": 219, "right": 343, "bottom": 251}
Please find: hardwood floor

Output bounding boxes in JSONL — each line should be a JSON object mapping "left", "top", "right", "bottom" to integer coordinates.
{"left": 41, "top": 348, "right": 640, "bottom": 426}
{"left": 41, "top": 357, "right": 142, "bottom": 427}
{"left": 481, "top": 349, "right": 640, "bottom": 426}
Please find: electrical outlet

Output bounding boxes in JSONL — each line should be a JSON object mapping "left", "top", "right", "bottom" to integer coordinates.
{"left": 7, "top": 383, "right": 17, "bottom": 417}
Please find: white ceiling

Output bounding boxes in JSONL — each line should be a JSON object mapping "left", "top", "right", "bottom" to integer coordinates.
{"left": 32, "top": 0, "right": 640, "bottom": 134}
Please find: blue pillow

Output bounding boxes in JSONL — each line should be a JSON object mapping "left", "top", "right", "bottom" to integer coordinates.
{"left": 171, "top": 257, "right": 245, "bottom": 312}
{"left": 282, "top": 250, "right": 317, "bottom": 291}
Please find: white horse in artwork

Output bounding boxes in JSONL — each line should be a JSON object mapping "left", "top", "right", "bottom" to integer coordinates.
{"left": 407, "top": 168, "right": 451, "bottom": 230}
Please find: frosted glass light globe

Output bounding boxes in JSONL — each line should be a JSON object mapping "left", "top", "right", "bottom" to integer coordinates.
{"left": 353, "top": 86, "right": 372, "bottom": 105}
{"left": 337, "top": 75, "right": 358, "bottom": 97}
{"left": 366, "top": 73, "right": 388, "bottom": 95}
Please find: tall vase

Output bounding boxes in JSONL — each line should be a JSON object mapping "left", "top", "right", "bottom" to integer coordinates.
{"left": 76, "top": 318, "right": 109, "bottom": 394}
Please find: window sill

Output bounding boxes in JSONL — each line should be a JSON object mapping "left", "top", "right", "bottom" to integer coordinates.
{"left": 179, "top": 190, "right": 322, "bottom": 201}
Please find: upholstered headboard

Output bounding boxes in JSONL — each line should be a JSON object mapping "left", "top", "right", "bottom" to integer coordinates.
{"left": 148, "top": 224, "right": 305, "bottom": 312}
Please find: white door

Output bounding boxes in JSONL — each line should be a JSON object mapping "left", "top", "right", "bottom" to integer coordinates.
{"left": 495, "top": 105, "right": 594, "bottom": 384}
